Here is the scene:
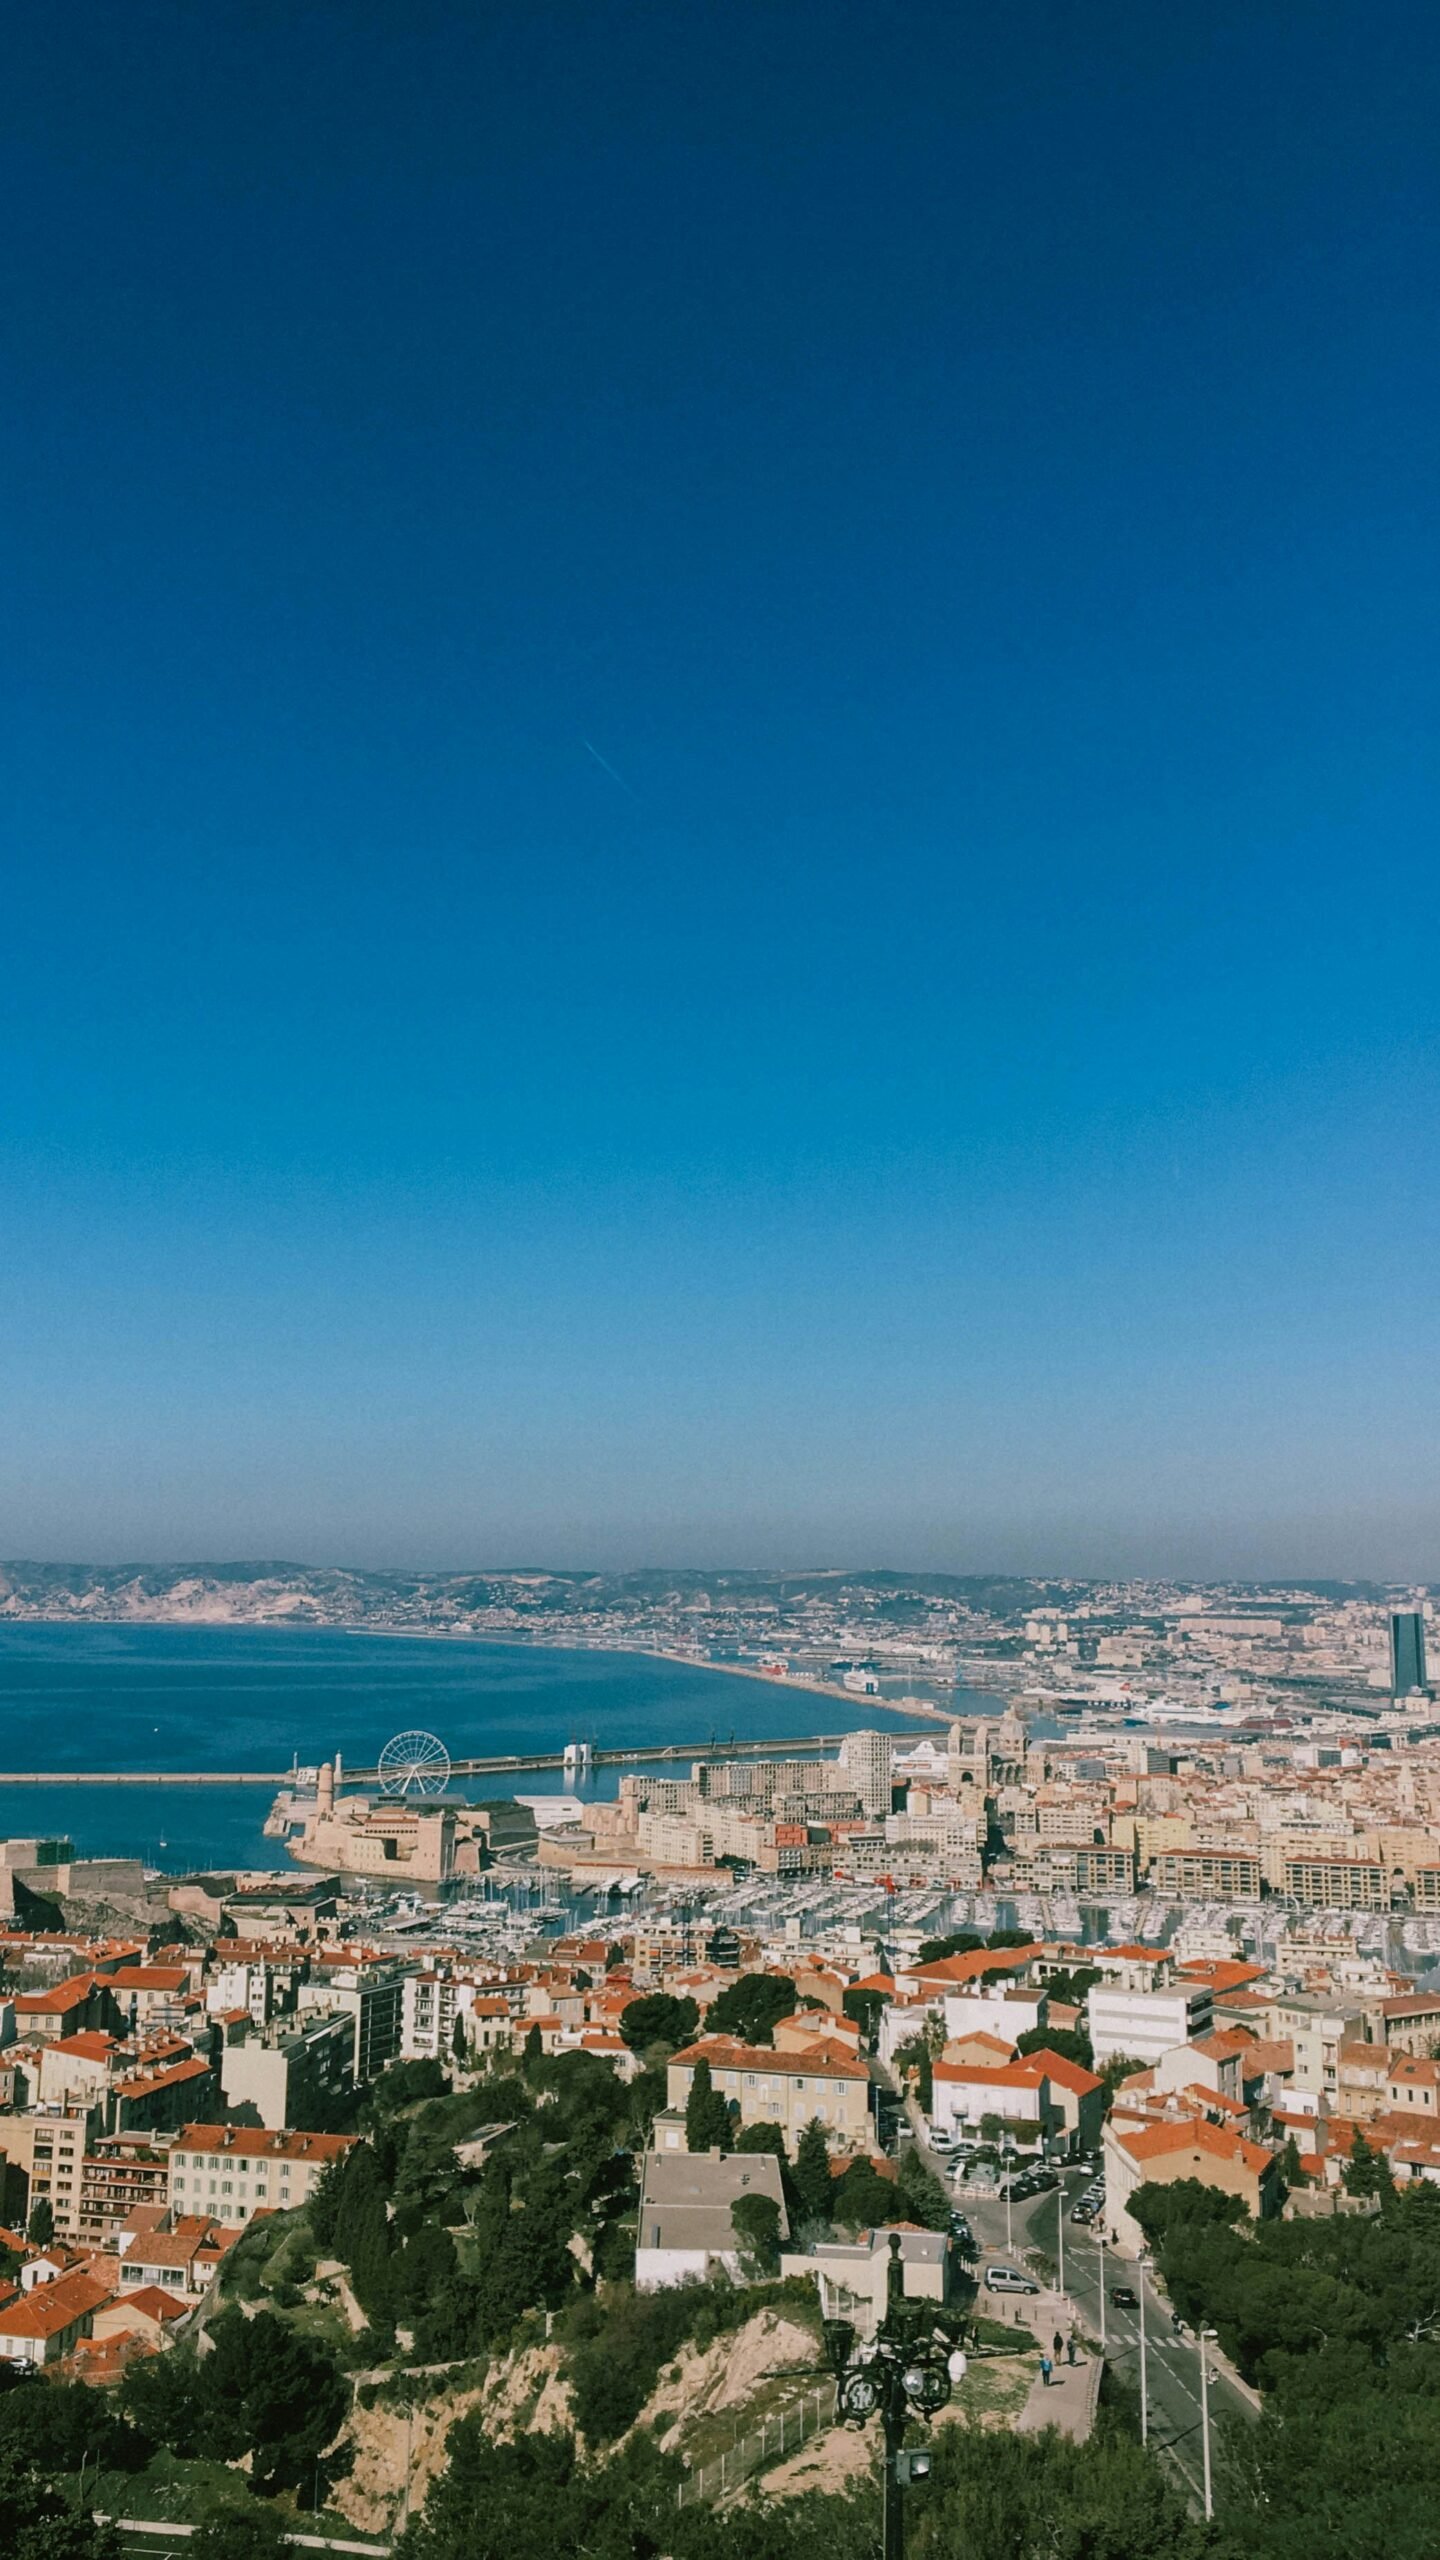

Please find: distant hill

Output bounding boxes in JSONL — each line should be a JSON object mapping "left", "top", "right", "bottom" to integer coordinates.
{"left": 0, "top": 1559, "right": 1393, "bottom": 1631}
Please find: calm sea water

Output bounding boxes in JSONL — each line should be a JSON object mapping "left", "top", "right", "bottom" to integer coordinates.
{"left": 0, "top": 1624, "right": 997, "bottom": 1874}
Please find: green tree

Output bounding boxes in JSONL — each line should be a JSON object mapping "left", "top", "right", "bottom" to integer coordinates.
{"left": 832, "top": 2156, "right": 898, "bottom": 2230}
{"left": 895, "top": 2144, "right": 952, "bottom": 2232}
{"left": 1343, "top": 2129, "right": 1396, "bottom": 2200}
{"left": 345, "top": 2185, "right": 396, "bottom": 2326}
{"left": 1098, "top": 2052, "right": 1146, "bottom": 2112}
{"left": 1036, "top": 1964, "right": 1102, "bottom": 2009}
{"left": 907, "top": 2410, "right": 1206, "bottom": 2560}
{"left": 522, "top": 2024, "right": 545, "bottom": 2078}
{"left": 618, "top": 1993, "right": 700, "bottom": 2053}
{"left": 0, "top": 2380, "right": 145, "bottom": 2480}
{"left": 399, "top": 2217, "right": 458, "bottom": 2317}
{"left": 136, "top": 2311, "right": 347, "bottom": 2496}
{"left": 841, "top": 1987, "right": 887, "bottom": 2048}
{"left": 368, "top": 2058, "right": 449, "bottom": 2115}
{"left": 452, "top": 2011, "right": 468, "bottom": 2066}
{"left": 915, "top": 1930, "right": 984, "bottom": 1964}
{"left": 306, "top": 2148, "right": 350, "bottom": 2252}
{"left": 1130, "top": 2177, "right": 1251, "bottom": 2250}
{"left": 25, "top": 2198, "right": 53, "bottom": 2248}
{"left": 734, "top": 2122, "right": 789, "bottom": 2161}
{"left": 684, "top": 2058, "right": 732, "bottom": 2154}
{"left": 394, "top": 2113, "right": 469, "bottom": 2224}
{"left": 893, "top": 2030, "right": 935, "bottom": 2111}
{"left": 792, "top": 2117, "right": 835, "bottom": 2226}
{"left": 730, "top": 2192, "right": 781, "bottom": 2275}
{"left": 1016, "top": 2024, "right": 1093, "bottom": 2071}
{"left": 123, "top": 2341, "right": 212, "bottom": 2450}
{"left": 704, "top": 1973, "right": 797, "bottom": 2047}
{"left": 0, "top": 2448, "right": 122, "bottom": 2560}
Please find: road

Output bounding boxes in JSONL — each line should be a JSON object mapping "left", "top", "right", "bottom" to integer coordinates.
{"left": 938, "top": 2153, "right": 1256, "bottom": 2508}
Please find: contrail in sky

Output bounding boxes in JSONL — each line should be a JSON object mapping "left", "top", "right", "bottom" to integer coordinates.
{"left": 582, "top": 738, "right": 639, "bottom": 797}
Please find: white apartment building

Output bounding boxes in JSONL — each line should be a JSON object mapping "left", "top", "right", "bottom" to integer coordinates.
{"left": 1267, "top": 1994, "right": 1368, "bottom": 2106}
{"left": 219, "top": 2009, "right": 355, "bottom": 2130}
{"left": 400, "top": 1970, "right": 500, "bottom": 2062}
{"left": 1087, "top": 1982, "right": 1214, "bottom": 2068}
{"left": 943, "top": 1984, "right": 1049, "bottom": 2045}
{"left": 839, "top": 1731, "right": 893, "bottom": 1820}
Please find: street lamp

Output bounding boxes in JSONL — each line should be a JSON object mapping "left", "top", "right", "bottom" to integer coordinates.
{"left": 826, "top": 2235, "right": 953, "bottom": 2560}
{"left": 1096, "top": 2221, "right": 1106, "bottom": 2347}
{"left": 1199, "top": 2325, "right": 1217, "bottom": 2518}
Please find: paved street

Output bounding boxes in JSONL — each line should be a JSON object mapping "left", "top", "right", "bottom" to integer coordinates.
{"left": 940, "top": 2155, "right": 1255, "bottom": 2508}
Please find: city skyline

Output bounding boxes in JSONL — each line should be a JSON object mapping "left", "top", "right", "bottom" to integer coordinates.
{"left": 5, "top": 5, "right": 1439, "bottom": 1574}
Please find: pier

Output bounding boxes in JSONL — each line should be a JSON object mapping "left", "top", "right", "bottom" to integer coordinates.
{"left": 0, "top": 1732, "right": 857, "bottom": 1788}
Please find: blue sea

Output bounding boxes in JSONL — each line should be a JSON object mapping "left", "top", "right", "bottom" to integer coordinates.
{"left": 0, "top": 1624, "right": 998, "bottom": 1874}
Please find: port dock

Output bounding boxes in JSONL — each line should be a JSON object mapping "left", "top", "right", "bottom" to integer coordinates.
{"left": 0, "top": 1732, "right": 855, "bottom": 1787}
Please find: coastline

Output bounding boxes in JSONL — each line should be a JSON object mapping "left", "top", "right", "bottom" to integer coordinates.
{"left": 0, "top": 1612, "right": 976, "bottom": 1730}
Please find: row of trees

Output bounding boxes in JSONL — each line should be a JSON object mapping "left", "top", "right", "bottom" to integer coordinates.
{"left": 1131, "top": 2171, "right": 1440, "bottom": 2559}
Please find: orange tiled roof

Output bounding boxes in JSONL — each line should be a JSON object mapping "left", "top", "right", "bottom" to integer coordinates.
{"left": 671, "top": 2034, "right": 867, "bottom": 2084}
{"left": 1117, "top": 2117, "right": 1272, "bottom": 2178}
{"left": 0, "top": 2270, "right": 111, "bottom": 2338}
{"left": 1019, "top": 2046, "right": 1103, "bottom": 2096}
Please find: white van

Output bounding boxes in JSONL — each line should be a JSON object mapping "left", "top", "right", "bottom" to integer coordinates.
{"left": 984, "top": 2264, "right": 1039, "bottom": 2296}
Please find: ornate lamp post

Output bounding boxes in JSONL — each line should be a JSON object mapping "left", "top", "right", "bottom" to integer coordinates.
{"left": 823, "top": 2234, "right": 954, "bottom": 2560}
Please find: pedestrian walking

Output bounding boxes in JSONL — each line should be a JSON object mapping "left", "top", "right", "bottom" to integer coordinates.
{"left": 1066, "top": 2334, "right": 1076, "bottom": 2366}
{"left": 1053, "top": 2330, "right": 1064, "bottom": 2365}
{"left": 1039, "top": 2354, "right": 1053, "bottom": 2389}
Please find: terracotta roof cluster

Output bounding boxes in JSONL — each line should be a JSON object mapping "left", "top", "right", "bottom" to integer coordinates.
{"left": 1116, "top": 2117, "right": 1274, "bottom": 2179}
{"left": 0, "top": 2270, "right": 111, "bottom": 2341}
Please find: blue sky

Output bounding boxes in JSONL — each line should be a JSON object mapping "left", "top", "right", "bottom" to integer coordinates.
{"left": 2, "top": 2, "right": 1438, "bottom": 1575}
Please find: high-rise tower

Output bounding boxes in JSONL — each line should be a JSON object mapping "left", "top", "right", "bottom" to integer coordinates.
{"left": 839, "top": 1728, "right": 894, "bottom": 1819}
{"left": 1390, "top": 1610, "right": 1429, "bottom": 1698}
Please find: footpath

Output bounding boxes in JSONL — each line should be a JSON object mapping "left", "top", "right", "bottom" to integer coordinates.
{"left": 1015, "top": 2348, "right": 1101, "bottom": 2443}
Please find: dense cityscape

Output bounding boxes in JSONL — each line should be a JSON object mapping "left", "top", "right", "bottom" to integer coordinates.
{"left": 0, "top": 1585, "right": 1433, "bottom": 2551}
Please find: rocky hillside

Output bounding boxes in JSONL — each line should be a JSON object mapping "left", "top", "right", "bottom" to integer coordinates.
{"left": 337, "top": 2303, "right": 825, "bottom": 2537}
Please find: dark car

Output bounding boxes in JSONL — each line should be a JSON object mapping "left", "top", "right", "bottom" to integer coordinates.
{"left": 1110, "top": 2285, "right": 1140, "bottom": 2309}
{"left": 1070, "top": 2203, "right": 1095, "bottom": 2224}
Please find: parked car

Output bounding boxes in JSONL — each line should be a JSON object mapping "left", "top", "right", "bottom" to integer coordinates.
{"left": 985, "top": 2265, "right": 1040, "bottom": 2295}
{"left": 1110, "top": 2285, "right": 1140, "bottom": 2310}
{"left": 928, "top": 2127, "right": 956, "bottom": 2152}
{"left": 1028, "top": 2168, "right": 1058, "bottom": 2192}
{"left": 1070, "top": 2203, "right": 1095, "bottom": 2224}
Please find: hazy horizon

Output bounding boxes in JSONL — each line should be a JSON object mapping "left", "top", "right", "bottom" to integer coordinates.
{"left": 0, "top": 1544, "right": 1430, "bottom": 1590}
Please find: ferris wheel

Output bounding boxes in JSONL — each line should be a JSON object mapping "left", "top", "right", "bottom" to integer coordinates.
{"left": 376, "top": 1729, "right": 452, "bottom": 1797}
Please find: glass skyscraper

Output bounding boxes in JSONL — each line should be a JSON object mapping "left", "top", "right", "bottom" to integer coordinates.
{"left": 1390, "top": 1610, "right": 1429, "bottom": 1697}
